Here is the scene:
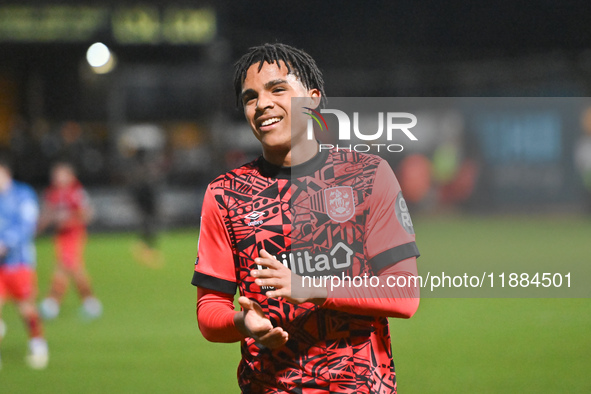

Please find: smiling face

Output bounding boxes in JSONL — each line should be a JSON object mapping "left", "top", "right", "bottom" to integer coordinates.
{"left": 240, "top": 61, "right": 320, "bottom": 165}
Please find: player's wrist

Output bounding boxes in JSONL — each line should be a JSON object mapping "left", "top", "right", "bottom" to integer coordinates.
{"left": 303, "top": 285, "right": 327, "bottom": 305}
{"left": 291, "top": 275, "right": 327, "bottom": 304}
{"left": 232, "top": 311, "right": 249, "bottom": 338}
{"left": 234, "top": 309, "right": 269, "bottom": 340}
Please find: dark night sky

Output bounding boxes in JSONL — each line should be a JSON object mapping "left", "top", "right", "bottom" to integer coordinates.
{"left": 4, "top": 1, "right": 591, "bottom": 66}
{"left": 7, "top": 1, "right": 591, "bottom": 52}
{"left": 3, "top": 1, "right": 591, "bottom": 119}
{"left": 222, "top": 1, "right": 591, "bottom": 63}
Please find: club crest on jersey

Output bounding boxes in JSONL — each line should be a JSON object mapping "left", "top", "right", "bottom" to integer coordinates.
{"left": 324, "top": 186, "right": 355, "bottom": 222}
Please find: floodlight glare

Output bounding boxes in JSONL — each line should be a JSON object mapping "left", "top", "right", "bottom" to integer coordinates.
{"left": 86, "top": 42, "right": 111, "bottom": 68}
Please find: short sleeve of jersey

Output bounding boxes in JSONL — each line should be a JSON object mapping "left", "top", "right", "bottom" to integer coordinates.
{"left": 191, "top": 185, "right": 237, "bottom": 295}
{"left": 365, "top": 159, "right": 420, "bottom": 273}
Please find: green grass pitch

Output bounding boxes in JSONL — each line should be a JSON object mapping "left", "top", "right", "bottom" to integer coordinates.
{"left": 0, "top": 216, "right": 589, "bottom": 393}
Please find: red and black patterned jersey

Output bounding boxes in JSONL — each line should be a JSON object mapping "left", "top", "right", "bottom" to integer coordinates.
{"left": 192, "top": 148, "right": 419, "bottom": 393}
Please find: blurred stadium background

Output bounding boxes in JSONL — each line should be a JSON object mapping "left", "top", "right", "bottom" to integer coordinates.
{"left": 2, "top": 1, "right": 591, "bottom": 223}
{"left": 0, "top": 1, "right": 590, "bottom": 393}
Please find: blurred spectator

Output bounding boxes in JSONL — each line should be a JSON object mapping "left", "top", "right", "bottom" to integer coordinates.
{"left": 10, "top": 116, "right": 45, "bottom": 184}
{"left": 128, "top": 148, "right": 165, "bottom": 268}
{"left": 54, "top": 122, "right": 90, "bottom": 174}
{"left": 575, "top": 110, "right": 591, "bottom": 212}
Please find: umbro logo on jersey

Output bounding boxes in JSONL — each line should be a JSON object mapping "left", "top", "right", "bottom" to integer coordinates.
{"left": 245, "top": 211, "right": 266, "bottom": 226}
{"left": 245, "top": 211, "right": 264, "bottom": 220}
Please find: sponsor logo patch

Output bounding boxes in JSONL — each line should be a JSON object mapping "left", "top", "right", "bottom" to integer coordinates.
{"left": 395, "top": 191, "right": 414, "bottom": 234}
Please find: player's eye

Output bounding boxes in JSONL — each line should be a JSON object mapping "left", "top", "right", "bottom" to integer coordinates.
{"left": 242, "top": 95, "right": 256, "bottom": 105}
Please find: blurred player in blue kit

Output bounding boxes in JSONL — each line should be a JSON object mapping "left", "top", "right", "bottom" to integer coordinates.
{"left": 0, "top": 157, "right": 48, "bottom": 370}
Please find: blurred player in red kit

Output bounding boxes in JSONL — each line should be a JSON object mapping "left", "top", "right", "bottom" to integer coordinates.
{"left": 38, "top": 162, "right": 102, "bottom": 320}
{"left": 193, "top": 43, "right": 420, "bottom": 393}
{"left": 0, "top": 156, "right": 48, "bottom": 369}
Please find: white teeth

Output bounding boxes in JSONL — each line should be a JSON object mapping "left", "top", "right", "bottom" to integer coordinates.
{"left": 261, "top": 117, "right": 281, "bottom": 126}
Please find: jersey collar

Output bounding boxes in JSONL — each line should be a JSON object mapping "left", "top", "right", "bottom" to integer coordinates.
{"left": 257, "top": 148, "right": 329, "bottom": 179}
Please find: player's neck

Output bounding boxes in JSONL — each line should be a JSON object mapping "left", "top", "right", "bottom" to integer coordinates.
{"left": 263, "top": 139, "right": 319, "bottom": 167}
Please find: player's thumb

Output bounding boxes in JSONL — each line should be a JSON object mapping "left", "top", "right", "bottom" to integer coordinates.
{"left": 238, "top": 296, "right": 253, "bottom": 311}
{"left": 238, "top": 296, "right": 266, "bottom": 318}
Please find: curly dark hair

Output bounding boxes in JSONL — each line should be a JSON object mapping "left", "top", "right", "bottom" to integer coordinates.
{"left": 233, "top": 43, "right": 326, "bottom": 109}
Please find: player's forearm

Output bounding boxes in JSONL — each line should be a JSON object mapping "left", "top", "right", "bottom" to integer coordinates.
{"left": 202, "top": 312, "right": 250, "bottom": 343}
{"left": 197, "top": 307, "right": 244, "bottom": 343}
{"left": 83, "top": 206, "right": 95, "bottom": 223}
{"left": 320, "top": 258, "right": 420, "bottom": 318}
{"left": 74, "top": 206, "right": 93, "bottom": 224}
{"left": 196, "top": 288, "right": 244, "bottom": 343}
{"left": 321, "top": 275, "right": 420, "bottom": 318}
{"left": 59, "top": 209, "right": 89, "bottom": 229}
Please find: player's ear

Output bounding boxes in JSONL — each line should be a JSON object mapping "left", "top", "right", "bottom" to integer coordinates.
{"left": 307, "top": 89, "right": 321, "bottom": 110}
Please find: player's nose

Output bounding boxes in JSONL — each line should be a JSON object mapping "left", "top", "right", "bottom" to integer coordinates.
{"left": 256, "top": 92, "right": 275, "bottom": 111}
